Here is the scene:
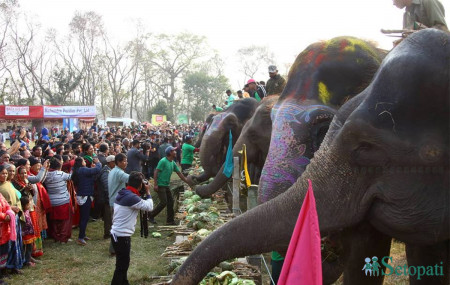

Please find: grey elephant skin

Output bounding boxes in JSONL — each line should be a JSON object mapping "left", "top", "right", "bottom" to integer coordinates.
{"left": 171, "top": 29, "right": 450, "bottom": 285}
{"left": 188, "top": 98, "right": 258, "bottom": 184}
{"left": 195, "top": 95, "right": 278, "bottom": 198}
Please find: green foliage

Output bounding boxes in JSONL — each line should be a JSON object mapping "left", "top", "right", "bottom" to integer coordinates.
{"left": 148, "top": 100, "right": 174, "bottom": 121}
{"left": 183, "top": 69, "right": 230, "bottom": 122}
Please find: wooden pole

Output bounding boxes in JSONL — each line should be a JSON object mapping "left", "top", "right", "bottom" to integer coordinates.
{"left": 232, "top": 157, "right": 241, "bottom": 216}
{"left": 246, "top": 184, "right": 262, "bottom": 271}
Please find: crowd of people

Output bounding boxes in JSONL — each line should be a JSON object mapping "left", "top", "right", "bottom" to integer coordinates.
{"left": 0, "top": 121, "right": 201, "bottom": 283}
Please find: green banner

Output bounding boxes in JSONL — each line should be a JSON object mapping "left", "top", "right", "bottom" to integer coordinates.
{"left": 177, "top": 114, "right": 189, "bottom": 124}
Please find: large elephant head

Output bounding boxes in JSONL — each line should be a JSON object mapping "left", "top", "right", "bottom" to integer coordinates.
{"left": 195, "top": 95, "right": 278, "bottom": 198}
{"left": 259, "top": 36, "right": 385, "bottom": 203}
{"left": 171, "top": 29, "right": 449, "bottom": 284}
{"left": 192, "top": 98, "right": 258, "bottom": 183}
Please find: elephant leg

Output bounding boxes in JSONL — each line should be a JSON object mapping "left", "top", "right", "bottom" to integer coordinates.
{"left": 405, "top": 240, "right": 449, "bottom": 285}
{"left": 342, "top": 222, "right": 392, "bottom": 285}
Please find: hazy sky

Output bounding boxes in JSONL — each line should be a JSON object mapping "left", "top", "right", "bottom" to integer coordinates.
{"left": 19, "top": 0, "right": 450, "bottom": 89}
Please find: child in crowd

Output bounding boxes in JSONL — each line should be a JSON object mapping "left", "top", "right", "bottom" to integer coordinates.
{"left": 20, "top": 196, "right": 36, "bottom": 267}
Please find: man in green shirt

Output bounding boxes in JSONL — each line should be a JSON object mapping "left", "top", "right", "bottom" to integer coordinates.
{"left": 149, "top": 146, "right": 191, "bottom": 225}
{"left": 225, "top": 89, "right": 237, "bottom": 108}
{"left": 212, "top": 104, "right": 223, "bottom": 112}
{"left": 181, "top": 136, "right": 199, "bottom": 173}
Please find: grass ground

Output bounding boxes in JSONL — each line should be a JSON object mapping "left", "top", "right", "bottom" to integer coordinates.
{"left": 8, "top": 197, "right": 174, "bottom": 285}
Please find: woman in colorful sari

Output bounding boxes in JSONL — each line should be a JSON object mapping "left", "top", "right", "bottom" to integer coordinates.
{"left": 0, "top": 177, "right": 11, "bottom": 282}
{"left": 29, "top": 157, "right": 51, "bottom": 256}
{"left": 0, "top": 164, "right": 23, "bottom": 274}
{"left": 15, "top": 159, "right": 49, "bottom": 257}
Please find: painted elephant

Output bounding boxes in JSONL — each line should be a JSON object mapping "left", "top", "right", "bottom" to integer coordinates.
{"left": 195, "top": 95, "right": 278, "bottom": 198}
{"left": 259, "top": 36, "right": 385, "bottom": 203}
{"left": 171, "top": 29, "right": 450, "bottom": 285}
{"left": 188, "top": 98, "right": 259, "bottom": 184}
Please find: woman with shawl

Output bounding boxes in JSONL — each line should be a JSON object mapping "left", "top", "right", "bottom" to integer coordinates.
{"left": 0, "top": 164, "right": 23, "bottom": 274}
{"left": 0, "top": 168, "right": 11, "bottom": 279}
{"left": 29, "top": 157, "right": 51, "bottom": 256}
{"left": 14, "top": 159, "right": 49, "bottom": 256}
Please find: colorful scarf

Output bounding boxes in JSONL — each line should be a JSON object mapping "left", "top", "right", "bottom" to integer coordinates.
{"left": 125, "top": 186, "right": 140, "bottom": 196}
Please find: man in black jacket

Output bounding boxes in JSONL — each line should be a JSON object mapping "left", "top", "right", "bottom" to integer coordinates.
{"left": 97, "top": 155, "right": 115, "bottom": 241}
{"left": 125, "top": 140, "right": 149, "bottom": 174}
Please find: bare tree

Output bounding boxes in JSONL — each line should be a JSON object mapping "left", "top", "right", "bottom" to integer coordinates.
{"left": 102, "top": 38, "right": 134, "bottom": 117}
{"left": 236, "top": 45, "right": 274, "bottom": 83}
{"left": 69, "top": 11, "right": 104, "bottom": 105}
{"left": 148, "top": 32, "right": 207, "bottom": 118}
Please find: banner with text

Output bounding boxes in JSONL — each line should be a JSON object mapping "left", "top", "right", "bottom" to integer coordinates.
{"left": 5, "top": 106, "right": 29, "bottom": 116}
{"left": 151, "top": 114, "right": 167, "bottom": 126}
{"left": 43, "top": 106, "right": 96, "bottom": 118}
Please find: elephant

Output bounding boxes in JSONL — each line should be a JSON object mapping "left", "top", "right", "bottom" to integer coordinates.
{"left": 196, "top": 36, "right": 385, "bottom": 200}
{"left": 188, "top": 98, "right": 259, "bottom": 184}
{"left": 171, "top": 29, "right": 450, "bottom": 285}
{"left": 195, "top": 95, "right": 279, "bottom": 198}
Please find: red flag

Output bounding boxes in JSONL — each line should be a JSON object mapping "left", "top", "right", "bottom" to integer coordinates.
{"left": 278, "top": 179, "right": 322, "bottom": 285}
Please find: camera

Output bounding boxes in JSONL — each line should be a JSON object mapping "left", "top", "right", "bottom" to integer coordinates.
{"left": 140, "top": 179, "right": 149, "bottom": 198}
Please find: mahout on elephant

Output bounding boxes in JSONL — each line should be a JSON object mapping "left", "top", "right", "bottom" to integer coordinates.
{"left": 187, "top": 98, "right": 258, "bottom": 184}
{"left": 171, "top": 29, "right": 450, "bottom": 285}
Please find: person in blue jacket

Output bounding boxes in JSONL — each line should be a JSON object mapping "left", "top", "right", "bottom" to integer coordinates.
{"left": 71, "top": 156, "right": 102, "bottom": 246}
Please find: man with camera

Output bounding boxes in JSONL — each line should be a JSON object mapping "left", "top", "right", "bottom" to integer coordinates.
{"left": 110, "top": 171, "right": 153, "bottom": 285}
{"left": 125, "top": 140, "right": 149, "bottom": 174}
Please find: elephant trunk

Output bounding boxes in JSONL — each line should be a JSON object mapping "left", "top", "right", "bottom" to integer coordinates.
{"left": 171, "top": 190, "right": 301, "bottom": 285}
{"left": 187, "top": 171, "right": 211, "bottom": 185}
{"left": 258, "top": 143, "right": 310, "bottom": 203}
{"left": 173, "top": 140, "right": 369, "bottom": 284}
{"left": 195, "top": 165, "right": 229, "bottom": 198}
{"left": 195, "top": 134, "right": 250, "bottom": 198}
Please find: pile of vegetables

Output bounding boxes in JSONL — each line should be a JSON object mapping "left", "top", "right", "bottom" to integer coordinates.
{"left": 199, "top": 271, "right": 256, "bottom": 285}
{"left": 182, "top": 191, "right": 223, "bottom": 230}
{"left": 165, "top": 189, "right": 258, "bottom": 284}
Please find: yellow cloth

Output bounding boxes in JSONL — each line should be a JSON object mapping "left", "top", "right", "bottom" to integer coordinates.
{"left": 243, "top": 92, "right": 250, "bottom": 98}
{"left": 0, "top": 181, "right": 24, "bottom": 222}
{"left": 242, "top": 144, "right": 251, "bottom": 187}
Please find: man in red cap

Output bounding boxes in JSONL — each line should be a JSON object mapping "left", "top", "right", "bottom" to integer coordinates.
{"left": 247, "top": 79, "right": 267, "bottom": 102}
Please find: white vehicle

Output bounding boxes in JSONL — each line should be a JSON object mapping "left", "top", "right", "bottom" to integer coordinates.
{"left": 98, "top": 117, "right": 138, "bottom": 128}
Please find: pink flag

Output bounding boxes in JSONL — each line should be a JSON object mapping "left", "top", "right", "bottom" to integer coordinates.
{"left": 278, "top": 179, "right": 322, "bottom": 285}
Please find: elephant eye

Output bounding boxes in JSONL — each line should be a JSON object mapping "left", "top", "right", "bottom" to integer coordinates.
{"left": 351, "top": 141, "right": 389, "bottom": 167}
{"left": 356, "top": 142, "right": 372, "bottom": 152}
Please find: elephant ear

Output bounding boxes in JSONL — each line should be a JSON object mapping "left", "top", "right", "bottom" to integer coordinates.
{"left": 220, "top": 113, "right": 240, "bottom": 136}
{"left": 309, "top": 108, "right": 336, "bottom": 152}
